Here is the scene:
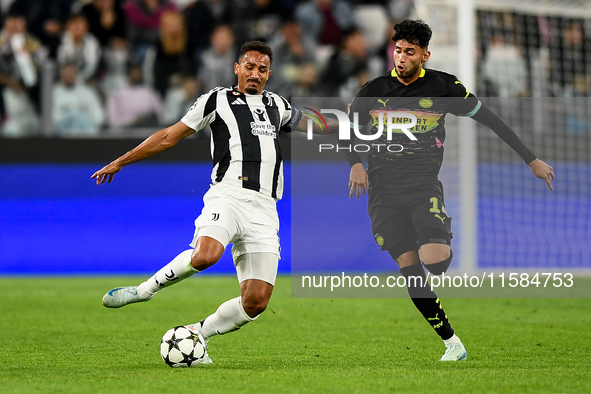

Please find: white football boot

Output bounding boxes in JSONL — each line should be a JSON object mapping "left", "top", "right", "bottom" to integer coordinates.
{"left": 440, "top": 343, "right": 467, "bottom": 361}
{"left": 187, "top": 322, "right": 213, "bottom": 364}
{"left": 102, "top": 286, "right": 152, "bottom": 308}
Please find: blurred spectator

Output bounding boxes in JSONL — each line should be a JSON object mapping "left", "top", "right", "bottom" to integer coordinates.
{"left": 100, "top": 41, "right": 129, "bottom": 96}
{"left": 267, "top": 17, "right": 315, "bottom": 97}
{"left": 387, "top": 0, "right": 414, "bottom": 21}
{"left": 57, "top": 13, "right": 102, "bottom": 82}
{"left": 106, "top": 61, "right": 163, "bottom": 127}
{"left": 242, "top": 0, "right": 289, "bottom": 43}
{"left": 52, "top": 62, "right": 104, "bottom": 136}
{"left": 351, "top": 2, "right": 389, "bottom": 54}
{"left": 198, "top": 24, "right": 236, "bottom": 92}
{"left": 564, "top": 73, "right": 591, "bottom": 134}
{"left": 145, "top": 10, "right": 192, "bottom": 97}
{"left": 482, "top": 34, "right": 528, "bottom": 97}
{"left": 123, "top": 0, "right": 177, "bottom": 60}
{"left": 385, "top": 21, "right": 395, "bottom": 71}
{"left": 0, "top": 12, "right": 45, "bottom": 137}
{"left": 169, "top": 0, "right": 193, "bottom": 9}
{"left": 1, "top": 1, "right": 14, "bottom": 14}
{"left": 296, "top": 0, "right": 355, "bottom": 46}
{"left": 163, "top": 75, "right": 199, "bottom": 125}
{"left": 184, "top": 0, "right": 233, "bottom": 61}
{"left": 318, "top": 28, "right": 367, "bottom": 96}
{"left": 551, "top": 21, "right": 591, "bottom": 94}
{"left": 286, "top": 62, "right": 322, "bottom": 98}
{"left": 8, "top": 0, "right": 71, "bottom": 57}
{"left": 81, "top": 0, "right": 127, "bottom": 47}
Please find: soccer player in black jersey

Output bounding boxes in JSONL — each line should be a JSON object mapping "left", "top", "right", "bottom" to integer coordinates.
{"left": 346, "top": 19, "right": 555, "bottom": 361}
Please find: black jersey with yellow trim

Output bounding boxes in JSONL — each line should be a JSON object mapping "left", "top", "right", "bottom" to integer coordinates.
{"left": 346, "top": 67, "right": 480, "bottom": 190}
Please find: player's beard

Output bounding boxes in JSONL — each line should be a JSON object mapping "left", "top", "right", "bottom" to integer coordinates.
{"left": 246, "top": 78, "right": 262, "bottom": 94}
{"left": 246, "top": 87, "right": 259, "bottom": 94}
{"left": 398, "top": 63, "right": 420, "bottom": 79}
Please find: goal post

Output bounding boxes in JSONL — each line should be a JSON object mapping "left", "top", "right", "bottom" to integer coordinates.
{"left": 457, "top": 0, "right": 478, "bottom": 274}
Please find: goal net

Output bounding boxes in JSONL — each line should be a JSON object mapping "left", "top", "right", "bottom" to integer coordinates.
{"left": 414, "top": 0, "right": 591, "bottom": 271}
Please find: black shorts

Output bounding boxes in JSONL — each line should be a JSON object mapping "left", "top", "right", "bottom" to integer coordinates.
{"left": 368, "top": 181, "right": 452, "bottom": 253}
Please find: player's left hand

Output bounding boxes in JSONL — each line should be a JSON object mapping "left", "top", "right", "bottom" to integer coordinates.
{"left": 529, "top": 159, "right": 555, "bottom": 191}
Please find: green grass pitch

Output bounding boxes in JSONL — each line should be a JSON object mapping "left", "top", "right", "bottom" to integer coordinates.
{"left": 1, "top": 276, "right": 590, "bottom": 394}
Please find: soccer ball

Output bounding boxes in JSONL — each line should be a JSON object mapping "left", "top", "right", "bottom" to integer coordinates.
{"left": 160, "top": 325, "right": 206, "bottom": 367}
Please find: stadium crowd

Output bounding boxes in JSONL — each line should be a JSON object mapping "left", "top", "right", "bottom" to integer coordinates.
{"left": 0, "top": 0, "right": 589, "bottom": 137}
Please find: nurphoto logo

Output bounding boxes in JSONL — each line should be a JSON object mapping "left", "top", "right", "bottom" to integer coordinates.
{"left": 304, "top": 107, "right": 419, "bottom": 153}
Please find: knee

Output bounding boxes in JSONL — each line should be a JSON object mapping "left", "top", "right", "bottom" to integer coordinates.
{"left": 191, "top": 250, "right": 220, "bottom": 271}
{"left": 424, "top": 249, "right": 454, "bottom": 275}
{"left": 420, "top": 246, "right": 450, "bottom": 266}
{"left": 191, "top": 237, "right": 224, "bottom": 270}
{"left": 241, "top": 294, "right": 268, "bottom": 318}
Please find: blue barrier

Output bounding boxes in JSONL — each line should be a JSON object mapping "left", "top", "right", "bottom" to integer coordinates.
{"left": 1, "top": 161, "right": 589, "bottom": 275}
{"left": 0, "top": 163, "right": 291, "bottom": 275}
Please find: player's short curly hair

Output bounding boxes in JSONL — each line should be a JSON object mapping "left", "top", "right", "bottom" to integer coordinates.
{"left": 392, "top": 19, "right": 432, "bottom": 49}
{"left": 238, "top": 41, "right": 273, "bottom": 65}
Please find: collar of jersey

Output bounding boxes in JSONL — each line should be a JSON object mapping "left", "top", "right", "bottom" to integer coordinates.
{"left": 231, "top": 86, "right": 266, "bottom": 96}
{"left": 391, "top": 67, "right": 426, "bottom": 79}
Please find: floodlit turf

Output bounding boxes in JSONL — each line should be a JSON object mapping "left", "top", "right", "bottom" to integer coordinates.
{"left": 1, "top": 276, "right": 590, "bottom": 394}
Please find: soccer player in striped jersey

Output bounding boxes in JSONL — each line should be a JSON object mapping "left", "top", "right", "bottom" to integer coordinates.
{"left": 346, "top": 20, "right": 555, "bottom": 361}
{"left": 93, "top": 41, "right": 319, "bottom": 363}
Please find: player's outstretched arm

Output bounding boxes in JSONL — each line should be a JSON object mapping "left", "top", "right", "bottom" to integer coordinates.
{"left": 470, "top": 104, "right": 555, "bottom": 190}
{"left": 349, "top": 163, "right": 368, "bottom": 199}
{"left": 92, "top": 121, "right": 195, "bottom": 185}
{"left": 293, "top": 112, "right": 339, "bottom": 134}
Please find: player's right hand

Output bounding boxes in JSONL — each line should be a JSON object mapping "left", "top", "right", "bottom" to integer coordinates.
{"left": 91, "top": 162, "right": 122, "bottom": 185}
{"left": 349, "top": 163, "right": 368, "bottom": 199}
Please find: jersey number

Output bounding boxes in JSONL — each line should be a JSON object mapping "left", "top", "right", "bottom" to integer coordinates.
{"left": 429, "top": 197, "right": 447, "bottom": 214}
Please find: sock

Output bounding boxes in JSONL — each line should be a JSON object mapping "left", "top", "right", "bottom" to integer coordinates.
{"left": 400, "top": 264, "right": 455, "bottom": 340}
{"left": 137, "top": 249, "right": 198, "bottom": 299}
{"left": 443, "top": 334, "right": 462, "bottom": 346}
{"left": 198, "top": 296, "right": 255, "bottom": 339}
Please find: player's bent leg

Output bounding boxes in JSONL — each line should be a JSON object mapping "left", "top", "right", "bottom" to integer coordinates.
{"left": 191, "top": 253, "right": 277, "bottom": 338}
{"left": 240, "top": 278, "right": 274, "bottom": 318}
{"left": 103, "top": 249, "right": 196, "bottom": 308}
{"left": 417, "top": 229, "right": 453, "bottom": 274}
{"left": 389, "top": 246, "right": 466, "bottom": 361}
{"left": 190, "top": 235, "right": 226, "bottom": 271}
{"left": 189, "top": 224, "right": 232, "bottom": 270}
{"left": 236, "top": 252, "right": 278, "bottom": 317}
{"left": 103, "top": 228, "right": 229, "bottom": 309}
{"left": 419, "top": 244, "right": 452, "bottom": 275}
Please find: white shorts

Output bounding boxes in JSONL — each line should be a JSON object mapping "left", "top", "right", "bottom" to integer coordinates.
{"left": 190, "top": 183, "right": 281, "bottom": 261}
{"left": 235, "top": 253, "right": 278, "bottom": 286}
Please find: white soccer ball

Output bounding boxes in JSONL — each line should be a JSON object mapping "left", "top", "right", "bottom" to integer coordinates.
{"left": 160, "top": 325, "right": 206, "bottom": 367}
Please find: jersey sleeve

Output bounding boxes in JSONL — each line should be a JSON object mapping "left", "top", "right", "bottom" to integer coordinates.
{"left": 277, "top": 94, "right": 301, "bottom": 132}
{"left": 348, "top": 85, "right": 372, "bottom": 126}
{"left": 343, "top": 93, "right": 370, "bottom": 167}
{"left": 181, "top": 88, "right": 218, "bottom": 131}
{"left": 446, "top": 77, "right": 482, "bottom": 117}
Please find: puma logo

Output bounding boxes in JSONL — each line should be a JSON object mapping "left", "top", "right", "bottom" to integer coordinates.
{"left": 377, "top": 98, "right": 389, "bottom": 107}
{"left": 455, "top": 80, "right": 462, "bottom": 84}
{"left": 434, "top": 214, "right": 446, "bottom": 224}
{"left": 427, "top": 313, "right": 440, "bottom": 321}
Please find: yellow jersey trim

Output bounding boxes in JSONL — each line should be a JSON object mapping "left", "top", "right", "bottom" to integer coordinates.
{"left": 391, "top": 68, "right": 426, "bottom": 78}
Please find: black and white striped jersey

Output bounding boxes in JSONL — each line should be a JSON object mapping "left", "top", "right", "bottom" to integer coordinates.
{"left": 181, "top": 86, "right": 296, "bottom": 200}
